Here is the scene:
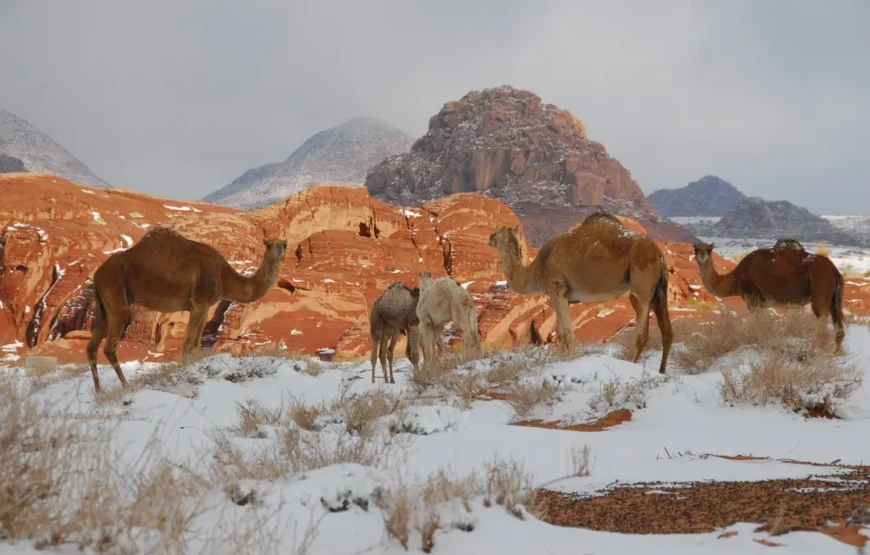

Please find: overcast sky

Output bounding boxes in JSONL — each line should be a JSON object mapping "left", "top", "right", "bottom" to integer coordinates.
{"left": 1, "top": 0, "right": 868, "bottom": 213}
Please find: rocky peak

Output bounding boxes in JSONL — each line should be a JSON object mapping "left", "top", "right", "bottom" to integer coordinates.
{"left": 202, "top": 117, "right": 414, "bottom": 210}
{"left": 648, "top": 175, "right": 748, "bottom": 217}
{"left": 363, "top": 86, "right": 698, "bottom": 247}
{"left": 710, "top": 197, "right": 862, "bottom": 246}
{"left": 0, "top": 109, "right": 112, "bottom": 188}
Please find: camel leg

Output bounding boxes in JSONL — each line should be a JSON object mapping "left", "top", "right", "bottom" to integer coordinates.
{"left": 452, "top": 297, "right": 481, "bottom": 358}
{"left": 370, "top": 328, "right": 380, "bottom": 384}
{"left": 102, "top": 303, "right": 131, "bottom": 389}
{"left": 182, "top": 304, "right": 208, "bottom": 355}
{"left": 87, "top": 296, "right": 108, "bottom": 393}
{"left": 419, "top": 321, "right": 433, "bottom": 364}
{"left": 548, "top": 284, "right": 575, "bottom": 353}
{"left": 628, "top": 292, "right": 652, "bottom": 364}
{"left": 432, "top": 322, "right": 447, "bottom": 356}
{"left": 191, "top": 303, "right": 211, "bottom": 354}
{"left": 378, "top": 331, "right": 390, "bottom": 381}
{"left": 406, "top": 326, "right": 421, "bottom": 372}
{"left": 387, "top": 328, "right": 401, "bottom": 384}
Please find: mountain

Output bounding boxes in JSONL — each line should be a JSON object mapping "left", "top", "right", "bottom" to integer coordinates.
{"left": 203, "top": 117, "right": 414, "bottom": 210}
{"left": 364, "top": 85, "right": 696, "bottom": 246}
{"left": 0, "top": 109, "right": 112, "bottom": 188}
{"left": 705, "top": 197, "right": 861, "bottom": 246}
{"left": 648, "top": 175, "right": 748, "bottom": 217}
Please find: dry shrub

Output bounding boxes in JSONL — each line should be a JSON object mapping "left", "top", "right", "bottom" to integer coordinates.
{"left": 408, "top": 353, "right": 485, "bottom": 408}
{"left": 503, "top": 380, "right": 561, "bottom": 420}
{"left": 587, "top": 371, "right": 661, "bottom": 413}
{"left": 379, "top": 457, "right": 539, "bottom": 552}
{"left": 569, "top": 445, "right": 593, "bottom": 477}
{"left": 240, "top": 345, "right": 324, "bottom": 376}
{"left": 233, "top": 399, "right": 283, "bottom": 438}
{"left": 670, "top": 308, "right": 832, "bottom": 374}
{"left": 719, "top": 348, "right": 862, "bottom": 414}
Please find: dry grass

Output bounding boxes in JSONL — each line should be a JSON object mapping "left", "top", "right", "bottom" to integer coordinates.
{"left": 685, "top": 297, "right": 718, "bottom": 311}
{"left": 587, "top": 370, "right": 662, "bottom": 413}
{"left": 669, "top": 308, "right": 835, "bottom": 374}
{"left": 379, "top": 457, "right": 540, "bottom": 552}
{"left": 719, "top": 348, "right": 862, "bottom": 414}
{"left": 814, "top": 241, "right": 831, "bottom": 257}
{"left": 503, "top": 380, "right": 562, "bottom": 420}
{"left": 730, "top": 251, "right": 749, "bottom": 264}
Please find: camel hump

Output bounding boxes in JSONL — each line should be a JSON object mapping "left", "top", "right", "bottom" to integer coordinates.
{"left": 772, "top": 238, "right": 805, "bottom": 252}
{"left": 581, "top": 211, "right": 623, "bottom": 228}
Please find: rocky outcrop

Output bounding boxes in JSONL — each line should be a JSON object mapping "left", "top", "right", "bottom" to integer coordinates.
{"left": 0, "top": 109, "right": 112, "bottom": 188}
{"left": 707, "top": 197, "right": 862, "bottom": 246}
{"left": 648, "top": 175, "right": 748, "bottom": 217}
{"left": 365, "top": 85, "right": 696, "bottom": 247}
{"left": 1, "top": 172, "right": 764, "bottom": 367}
{"left": 0, "top": 154, "right": 25, "bottom": 173}
{"left": 203, "top": 117, "right": 414, "bottom": 210}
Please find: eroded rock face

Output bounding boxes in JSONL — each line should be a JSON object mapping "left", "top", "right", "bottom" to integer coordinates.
{"left": 365, "top": 85, "right": 696, "bottom": 246}
{"left": 1, "top": 172, "right": 752, "bottom": 366}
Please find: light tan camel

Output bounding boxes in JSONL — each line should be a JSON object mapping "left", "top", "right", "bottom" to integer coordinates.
{"left": 415, "top": 271, "right": 480, "bottom": 362}
{"left": 369, "top": 281, "right": 421, "bottom": 384}
{"left": 87, "top": 227, "right": 287, "bottom": 392}
{"left": 692, "top": 239, "right": 845, "bottom": 353}
{"left": 488, "top": 213, "right": 673, "bottom": 374}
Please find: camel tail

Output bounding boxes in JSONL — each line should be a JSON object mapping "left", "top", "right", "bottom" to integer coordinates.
{"left": 831, "top": 271, "right": 845, "bottom": 330}
{"left": 652, "top": 257, "right": 673, "bottom": 374}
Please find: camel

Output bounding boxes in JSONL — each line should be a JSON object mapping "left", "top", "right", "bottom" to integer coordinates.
{"left": 369, "top": 281, "right": 421, "bottom": 384}
{"left": 488, "top": 213, "right": 673, "bottom": 374}
{"left": 415, "top": 271, "right": 480, "bottom": 362}
{"left": 692, "top": 239, "right": 845, "bottom": 353}
{"left": 86, "top": 227, "right": 287, "bottom": 392}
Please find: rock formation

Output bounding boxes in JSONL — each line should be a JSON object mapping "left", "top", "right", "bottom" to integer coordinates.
{"left": 203, "top": 117, "right": 414, "bottom": 210}
{"left": 3, "top": 172, "right": 823, "bottom": 368}
{"left": 704, "top": 197, "right": 862, "bottom": 247}
{"left": 364, "top": 85, "right": 696, "bottom": 246}
{"left": 0, "top": 109, "right": 112, "bottom": 188}
{"left": 648, "top": 175, "right": 748, "bottom": 217}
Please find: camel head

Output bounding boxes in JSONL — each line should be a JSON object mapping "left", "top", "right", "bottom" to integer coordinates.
{"left": 263, "top": 237, "right": 288, "bottom": 262}
{"left": 692, "top": 242, "right": 716, "bottom": 265}
{"left": 488, "top": 226, "right": 520, "bottom": 250}
{"left": 417, "top": 270, "right": 434, "bottom": 289}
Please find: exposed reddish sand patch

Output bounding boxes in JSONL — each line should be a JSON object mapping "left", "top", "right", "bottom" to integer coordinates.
{"left": 535, "top": 458, "right": 870, "bottom": 547}
{"left": 804, "top": 406, "right": 840, "bottom": 419}
{"left": 512, "top": 409, "right": 631, "bottom": 432}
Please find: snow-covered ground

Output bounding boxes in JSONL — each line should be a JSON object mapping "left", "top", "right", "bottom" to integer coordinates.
{"left": 2, "top": 325, "right": 870, "bottom": 554}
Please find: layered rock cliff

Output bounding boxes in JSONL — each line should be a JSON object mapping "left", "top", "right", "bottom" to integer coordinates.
{"left": 365, "top": 85, "right": 695, "bottom": 246}
{"left": 1, "top": 172, "right": 751, "bottom": 366}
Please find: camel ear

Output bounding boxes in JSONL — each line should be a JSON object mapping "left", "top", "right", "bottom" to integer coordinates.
{"left": 709, "top": 243, "right": 716, "bottom": 250}
{"left": 262, "top": 237, "right": 269, "bottom": 247}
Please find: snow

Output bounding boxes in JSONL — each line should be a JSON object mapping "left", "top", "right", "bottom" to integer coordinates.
{"left": 290, "top": 329, "right": 303, "bottom": 336}
{"left": 400, "top": 208, "right": 422, "bottom": 219}
{"left": 91, "top": 211, "right": 106, "bottom": 225}
{"left": 3, "top": 327, "right": 870, "bottom": 553}
{"left": 323, "top": 278, "right": 336, "bottom": 283}
{"left": 163, "top": 204, "right": 202, "bottom": 213}
{"left": 697, "top": 236, "right": 870, "bottom": 275}
{"left": 460, "top": 280, "right": 474, "bottom": 289}
{"left": 121, "top": 234, "right": 133, "bottom": 247}
{"left": 80, "top": 188, "right": 96, "bottom": 195}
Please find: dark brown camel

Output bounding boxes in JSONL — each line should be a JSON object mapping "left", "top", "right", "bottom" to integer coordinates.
{"left": 87, "top": 227, "right": 286, "bottom": 392}
{"left": 692, "top": 238, "right": 845, "bottom": 353}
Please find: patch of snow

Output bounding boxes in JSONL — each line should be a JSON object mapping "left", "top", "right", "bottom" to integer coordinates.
{"left": 460, "top": 281, "right": 474, "bottom": 289}
{"left": 323, "top": 278, "right": 336, "bottom": 284}
{"left": 163, "top": 204, "right": 195, "bottom": 212}
{"left": 400, "top": 209, "right": 422, "bottom": 219}
{"left": 495, "top": 280, "right": 508, "bottom": 286}
{"left": 390, "top": 405, "right": 466, "bottom": 435}
{"left": 80, "top": 188, "right": 96, "bottom": 195}
{"left": 290, "top": 329, "right": 303, "bottom": 336}
{"left": 92, "top": 211, "right": 106, "bottom": 225}
{"left": 121, "top": 234, "right": 133, "bottom": 248}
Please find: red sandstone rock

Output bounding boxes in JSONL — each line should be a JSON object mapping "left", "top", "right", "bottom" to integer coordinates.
{"left": 5, "top": 172, "right": 852, "bottom": 367}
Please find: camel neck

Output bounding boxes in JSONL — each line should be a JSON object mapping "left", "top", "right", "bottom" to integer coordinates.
{"left": 499, "top": 240, "right": 538, "bottom": 294}
{"left": 225, "top": 253, "right": 281, "bottom": 303}
{"left": 698, "top": 259, "right": 736, "bottom": 298}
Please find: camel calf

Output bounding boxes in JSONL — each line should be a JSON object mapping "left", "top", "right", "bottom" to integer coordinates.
{"left": 415, "top": 271, "right": 480, "bottom": 362}
{"left": 370, "top": 281, "right": 421, "bottom": 384}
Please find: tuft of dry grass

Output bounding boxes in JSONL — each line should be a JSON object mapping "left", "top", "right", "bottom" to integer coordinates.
{"left": 587, "top": 370, "right": 662, "bottom": 413}
{"left": 685, "top": 297, "right": 718, "bottom": 311}
{"left": 503, "top": 380, "right": 562, "bottom": 420}
{"left": 669, "top": 308, "right": 835, "bottom": 374}
{"left": 719, "top": 348, "right": 862, "bottom": 414}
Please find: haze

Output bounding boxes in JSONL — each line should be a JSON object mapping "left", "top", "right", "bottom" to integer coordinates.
{"left": 1, "top": 0, "right": 868, "bottom": 214}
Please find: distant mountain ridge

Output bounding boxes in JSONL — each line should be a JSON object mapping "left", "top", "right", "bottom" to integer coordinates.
{"left": 0, "top": 109, "right": 112, "bottom": 188}
{"left": 203, "top": 117, "right": 414, "bottom": 210}
{"left": 648, "top": 175, "right": 747, "bottom": 217}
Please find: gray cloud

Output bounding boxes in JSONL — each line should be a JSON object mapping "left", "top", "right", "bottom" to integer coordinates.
{"left": 1, "top": 0, "right": 867, "bottom": 213}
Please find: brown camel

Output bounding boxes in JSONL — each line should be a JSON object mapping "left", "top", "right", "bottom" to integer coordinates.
{"left": 488, "top": 213, "right": 673, "bottom": 374}
{"left": 87, "top": 227, "right": 287, "bottom": 392}
{"left": 369, "top": 281, "right": 421, "bottom": 384}
{"left": 692, "top": 238, "right": 845, "bottom": 353}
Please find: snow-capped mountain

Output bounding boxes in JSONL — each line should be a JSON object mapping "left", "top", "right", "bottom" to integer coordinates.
{"left": 203, "top": 117, "right": 413, "bottom": 210}
{"left": 0, "top": 109, "right": 112, "bottom": 188}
